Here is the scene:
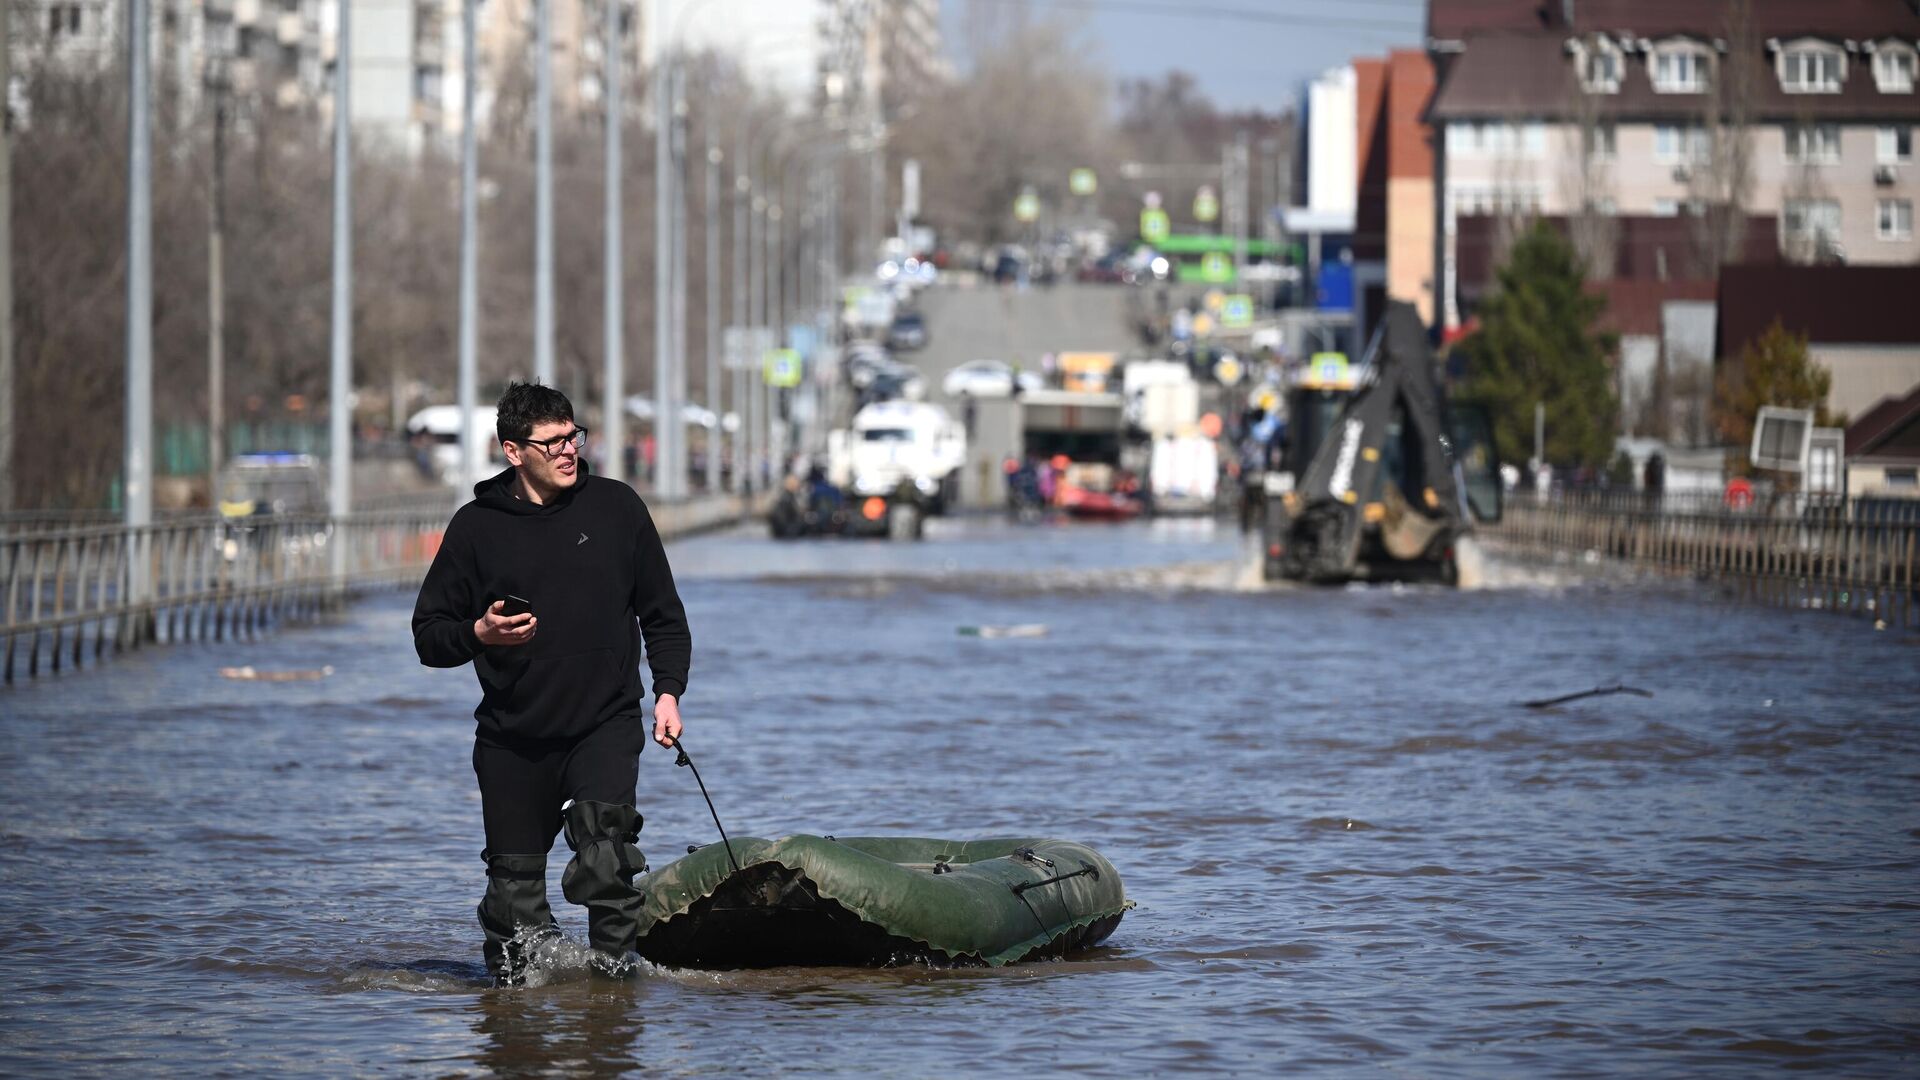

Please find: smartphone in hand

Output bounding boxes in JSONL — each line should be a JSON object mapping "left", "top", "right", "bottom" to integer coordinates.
{"left": 499, "top": 594, "right": 533, "bottom": 619}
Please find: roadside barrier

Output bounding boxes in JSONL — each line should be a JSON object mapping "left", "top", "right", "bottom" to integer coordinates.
{"left": 1485, "top": 492, "right": 1920, "bottom": 631}
{"left": 0, "top": 512, "right": 450, "bottom": 683}
{"left": 0, "top": 492, "right": 767, "bottom": 684}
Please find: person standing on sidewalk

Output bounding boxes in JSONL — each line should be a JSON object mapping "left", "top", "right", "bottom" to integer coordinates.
{"left": 411, "top": 382, "right": 692, "bottom": 983}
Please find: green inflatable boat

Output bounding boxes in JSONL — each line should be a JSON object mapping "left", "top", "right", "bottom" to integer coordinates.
{"left": 633, "top": 835, "right": 1132, "bottom": 968}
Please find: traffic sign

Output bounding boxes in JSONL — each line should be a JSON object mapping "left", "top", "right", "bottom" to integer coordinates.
{"left": 1140, "top": 208, "right": 1170, "bottom": 243}
{"left": 1070, "top": 168, "right": 1097, "bottom": 196}
{"left": 1014, "top": 187, "right": 1040, "bottom": 223}
{"left": 1200, "top": 251, "right": 1233, "bottom": 283}
{"left": 764, "top": 348, "right": 802, "bottom": 388}
{"left": 1221, "top": 293, "right": 1254, "bottom": 328}
{"left": 1309, "top": 352, "right": 1350, "bottom": 387}
{"left": 1193, "top": 186, "right": 1219, "bottom": 223}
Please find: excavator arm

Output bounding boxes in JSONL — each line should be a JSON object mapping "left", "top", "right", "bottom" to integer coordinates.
{"left": 1280, "top": 302, "right": 1472, "bottom": 582}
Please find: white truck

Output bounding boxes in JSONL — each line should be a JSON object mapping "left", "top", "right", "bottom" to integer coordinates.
{"left": 1121, "top": 361, "right": 1219, "bottom": 515}
{"left": 828, "top": 400, "right": 967, "bottom": 515}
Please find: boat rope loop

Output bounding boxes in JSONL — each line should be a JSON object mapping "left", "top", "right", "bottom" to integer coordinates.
{"left": 668, "top": 736, "right": 742, "bottom": 874}
{"left": 1010, "top": 859, "right": 1100, "bottom": 896}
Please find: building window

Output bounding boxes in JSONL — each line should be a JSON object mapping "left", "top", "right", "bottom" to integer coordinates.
{"left": 1879, "top": 198, "right": 1914, "bottom": 240}
{"left": 1582, "top": 42, "right": 1623, "bottom": 93}
{"left": 1447, "top": 122, "right": 1543, "bottom": 158}
{"left": 1584, "top": 122, "right": 1617, "bottom": 160}
{"left": 1786, "top": 124, "right": 1842, "bottom": 164}
{"left": 1784, "top": 198, "right": 1843, "bottom": 247}
{"left": 1879, "top": 126, "right": 1914, "bottom": 163}
{"left": 1654, "top": 124, "right": 1710, "bottom": 164}
{"left": 1652, "top": 198, "right": 1705, "bottom": 217}
{"left": 1873, "top": 45, "right": 1916, "bottom": 92}
{"left": 1780, "top": 44, "right": 1845, "bottom": 93}
{"left": 1652, "top": 46, "right": 1710, "bottom": 93}
{"left": 1886, "top": 467, "right": 1919, "bottom": 488}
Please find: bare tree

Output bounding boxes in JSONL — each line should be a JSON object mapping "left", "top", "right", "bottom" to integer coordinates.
{"left": 1688, "top": 0, "right": 1757, "bottom": 277}
{"left": 1560, "top": 42, "right": 1619, "bottom": 279}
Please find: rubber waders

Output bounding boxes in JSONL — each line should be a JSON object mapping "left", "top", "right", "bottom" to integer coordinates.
{"left": 478, "top": 851, "right": 561, "bottom": 985}
{"left": 561, "top": 800, "right": 648, "bottom": 976}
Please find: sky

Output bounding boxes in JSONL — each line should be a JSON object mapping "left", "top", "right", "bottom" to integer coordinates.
{"left": 938, "top": 0, "right": 1430, "bottom": 113}
{"left": 657, "top": 0, "right": 1431, "bottom": 115}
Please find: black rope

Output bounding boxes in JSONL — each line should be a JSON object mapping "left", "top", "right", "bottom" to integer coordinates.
{"left": 668, "top": 736, "right": 741, "bottom": 874}
{"left": 1010, "top": 860, "right": 1100, "bottom": 896}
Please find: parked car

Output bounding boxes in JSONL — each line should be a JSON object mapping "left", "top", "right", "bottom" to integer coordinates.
{"left": 859, "top": 366, "right": 927, "bottom": 407}
{"left": 941, "top": 359, "right": 1045, "bottom": 398}
{"left": 887, "top": 310, "right": 929, "bottom": 351}
{"left": 843, "top": 344, "right": 896, "bottom": 390}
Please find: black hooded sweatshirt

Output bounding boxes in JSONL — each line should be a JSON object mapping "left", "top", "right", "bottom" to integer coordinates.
{"left": 411, "top": 462, "right": 690, "bottom": 742}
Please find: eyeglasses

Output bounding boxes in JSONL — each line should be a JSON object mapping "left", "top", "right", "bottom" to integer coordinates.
{"left": 516, "top": 427, "right": 589, "bottom": 456}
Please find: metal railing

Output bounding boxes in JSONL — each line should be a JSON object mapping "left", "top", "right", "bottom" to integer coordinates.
{"left": 1486, "top": 491, "right": 1920, "bottom": 630}
{"left": 1, "top": 511, "right": 450, "bottom": 683}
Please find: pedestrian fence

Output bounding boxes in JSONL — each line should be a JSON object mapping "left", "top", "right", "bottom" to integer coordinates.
{"left": 0, "top": 511, "right": 451, "bottom": 683}
{"left": 1486, "top": 491, "right": 1920, "bottom": 631}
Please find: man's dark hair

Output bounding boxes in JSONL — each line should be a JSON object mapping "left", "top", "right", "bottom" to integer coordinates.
{"left": 495, "top": 382, "right": 574, "bottom": 445}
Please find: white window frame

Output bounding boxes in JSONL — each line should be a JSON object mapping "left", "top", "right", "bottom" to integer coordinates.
{"left": 1651, "top": 42, "right": 1712, "bottom": 93}
{"left": 1786, "top": 123, "right": 1842, "bottom": 165}
{"left": 1651, "top": 198, "right": 1680, "bottom": 217}
{"left": 1878, "top": 198, "right": 1914, "bottom": 241}
{"left": 1872, "top": 43, "right": 1916, "bottom": 93}
{"left": 1879, "top": 125, "right": 1914, "bottom": 164}
{"left": 1655, "top": 123, "right": 1711, "bottom": 164}
{"left": 1584, "top": 122, "right": 1617, "bottom": 161}
{"left": 1784, "top": 198, "right": 1843, "bottom": 246}
{"left": 1578, "top": 38, "right": 1624, "bottom": 94}
{"left": 1779, "top": 41, "right": 1846, "bottom": 94}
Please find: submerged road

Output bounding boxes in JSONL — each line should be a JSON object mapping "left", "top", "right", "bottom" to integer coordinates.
{"left": 3, "top": 519, "right": 1917, "bottom": 1076}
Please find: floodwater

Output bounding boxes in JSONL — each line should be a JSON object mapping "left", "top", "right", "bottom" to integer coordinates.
{"left": 2, "top": 517, "right": 1916, "bottom": 1076}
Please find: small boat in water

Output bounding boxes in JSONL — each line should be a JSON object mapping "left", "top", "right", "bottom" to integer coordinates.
{"left": 634, "top": 835, "right": 1131, "bottom": 968}
{"left": 1059, "top": 484, "right": 1144, "bottom": 521}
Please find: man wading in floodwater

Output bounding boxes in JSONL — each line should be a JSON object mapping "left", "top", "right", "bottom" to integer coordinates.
{"left": 412, "top": 382, "right": 691, "bottom": 984}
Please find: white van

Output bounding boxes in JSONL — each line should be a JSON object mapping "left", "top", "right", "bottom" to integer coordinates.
{"left": 406, "top": 405, "right": 504, "bottom": 485}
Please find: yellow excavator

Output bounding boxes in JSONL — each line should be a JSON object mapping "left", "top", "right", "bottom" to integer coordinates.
{"left": 1262, "top": 301, "right": 1503, "bottom": 585}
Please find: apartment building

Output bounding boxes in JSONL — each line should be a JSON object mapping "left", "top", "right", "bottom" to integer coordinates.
{"left": 1354, "top": 49, "right": 1438, "bottom": 335}
{"left": 8, "top": 0, "right": 641, "bottom": 154}
{"left": 1427, "top": 0, "right": 1920, "bottom": 330}
{"left": 816, "top": 0, "right": 946, "bottom": 120}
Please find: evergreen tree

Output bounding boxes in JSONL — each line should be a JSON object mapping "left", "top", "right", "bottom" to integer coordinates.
{"left": 1461, "top": 221, "right": 1619, "bottom": 469}
{"left": 1712, "top": 320, "right": 1839, "bottom": 471}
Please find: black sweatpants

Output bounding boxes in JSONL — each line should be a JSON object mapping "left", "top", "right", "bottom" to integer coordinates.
{"left": 472, "top": 714, "right": 647, "bottom": 856}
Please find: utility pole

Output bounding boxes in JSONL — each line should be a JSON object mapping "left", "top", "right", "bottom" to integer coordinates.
{"left": 651, "top": 0, "right": 672, "bottom": 497}
{"left": 1232, "top": 132, "right": 1250, "bottom": 285}
{"left": 747, "top": 192, "right": 764, "bottom": 494}
{"left": 0, "top": 0, "right": 14, "bottom": 511}
{"left": 732, "top": 131, "right": 749, "bottom": 494}
{"left": 126, "top": 0, "right": 154, "bottom": 536}
{"left": 768, "top": 200, "right": 783, "bottom": 471}
{"left": 601, "top": 0, "right": 624, "bottom": 485}
{"left": 329, "top": 0, "right": 353, "bottom": 576}
{"left": 669, "top": 64, "right": 688, "bottom": 499}
{"left": 457, "top": 0, "right": 481, "bottom": 497}
{"left": 534, "top": 0, "right": 554, "bottom": 386}
{"left": 206, "top": 58, "right": 229, "bottom": 509}
{"left": 704, "top": 140, "right": 721, "bottom": 494}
